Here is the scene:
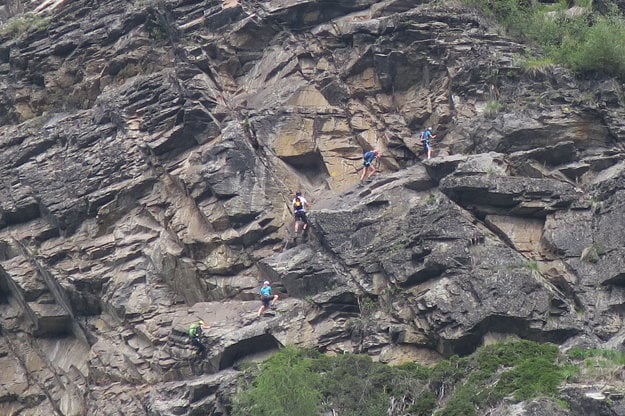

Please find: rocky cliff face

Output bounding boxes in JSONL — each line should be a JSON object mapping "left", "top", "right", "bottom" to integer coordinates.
{"left": 2, "top": 0, "right": 625, "bottom": 415}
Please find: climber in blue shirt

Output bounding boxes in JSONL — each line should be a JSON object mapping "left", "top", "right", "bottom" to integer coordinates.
{"left": 257, "top": 280, "right": 279, "bottom": 317}
{"left": 421, "top": 127, "right": 436, "bottom": 159}
{"left": 360, "top": 149, "right": 381, "bottom": 182}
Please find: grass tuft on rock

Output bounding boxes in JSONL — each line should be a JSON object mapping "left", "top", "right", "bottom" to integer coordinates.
{"left": 0, "top": 12, "right": 50, "bottom": 38}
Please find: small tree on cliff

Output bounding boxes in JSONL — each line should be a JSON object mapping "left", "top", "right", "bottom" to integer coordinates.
{"left": 232, "top": 346, "right": 321, "bottom": 416}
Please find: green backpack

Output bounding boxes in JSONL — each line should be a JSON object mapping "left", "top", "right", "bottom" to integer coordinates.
{"left": 188, "top": 323, "right": 200, "bottom": 337}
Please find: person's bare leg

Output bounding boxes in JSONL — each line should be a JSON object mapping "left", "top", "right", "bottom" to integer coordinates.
{"left": 258, "top": 305, "right": 265, "bottom": 316}
{"left": 367, "top": 166, "right": 376, "bottom": 180}
{"left": 271, "top": 294, "right": 279, "bottom": 307}
{"left": 360, "top": 166, "right": 368, "bottom": 182}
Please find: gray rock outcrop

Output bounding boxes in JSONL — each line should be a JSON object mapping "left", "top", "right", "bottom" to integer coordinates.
{"left": 1, "top": 0, "right": 625, "bottom": 415}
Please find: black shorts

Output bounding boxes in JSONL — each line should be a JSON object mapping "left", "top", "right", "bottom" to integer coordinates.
{"left": 191, "top": 337, "right": 205, "bottom": 352}
{"left": 363, "top": 161, "right": 372, "bottom": 167}
{"left": 294, "top": 211, "right": 307, "bottom": 224}
{"left": 262, "top": 296, "right": 272, "bottom": 307}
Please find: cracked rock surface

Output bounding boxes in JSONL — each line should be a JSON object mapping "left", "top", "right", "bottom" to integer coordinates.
{"left": 2, "top": 0, "right": 625, "bottom": 414}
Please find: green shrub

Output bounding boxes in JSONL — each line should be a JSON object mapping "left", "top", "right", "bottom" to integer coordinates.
{"left": 520, "top": 57, "right": 556, "bottom": 77}
{"left": 484, "top": 100, "right": 504, "bottom": 118}
{"left": 397, "top": 361, "right": 433, "bottom": 380}
{"left": 432, "top": 341, "right": 564, "bottom": 414}
{"left": 581, "top": 243, "right": 607, "bottom": 263}
{"left": 231, "top": 347, "right": 322, "bottom": 416}
{"left": 558, "top": 15, "right": 625, "bottom": 79}
{"left": 569, "top": 347, "right": 625, "bottom": 362}
{"left": 0, "top": 13, "right": 50, "bottom": 38}
{"left": 436, "top": 388, "right": 477, "bottom": 416}
{"left": 231, "top": 341, "right": 625, "bottom": 416}
{"left": 495, "top": 357, "right": 563, "bottom": 400}
{"left": 462, "top": 0, "right": 625, "bottom": 80}
{"left": 410, "top": 391, "right": 437, "bottom": 415}
{"left": 144, "top": 10, "right": 169, "bottom": 42}
{"left": 524, "top": 259, "right": 540, "bottom": 273}
{"left": 313, "top": 353, "right": 428, "bottom": 416}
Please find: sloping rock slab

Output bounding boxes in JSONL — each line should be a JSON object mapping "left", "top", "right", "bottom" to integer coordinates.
{"left": 440, "top": 174, "right": 580, "bottom": 217}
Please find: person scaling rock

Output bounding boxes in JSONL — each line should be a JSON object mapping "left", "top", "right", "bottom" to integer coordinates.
{"left": 360, "top": 149, "right": 381, "bottom": 182}
{"left": 188, "top": 320, "right": 210, "bottom": 358}
{"left": 257, "top": 280, "right": 279, "bottom": 317}
{"left": 292, "top": 191, "right": 310, "bottom": 237}
{"left": 421, "top": 127, "right": 436, "bottom": 159}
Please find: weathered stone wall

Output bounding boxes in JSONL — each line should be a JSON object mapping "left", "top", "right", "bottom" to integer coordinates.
{"left": 1, "top": 0, "right": 625, "bottom": 415}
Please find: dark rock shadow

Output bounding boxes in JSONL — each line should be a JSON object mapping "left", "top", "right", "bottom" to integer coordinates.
{"left": 441, "top": 314, "right": 579, "bottom": 357}
{"left": 217, "top": 333, "right": 282, "bottom": 370}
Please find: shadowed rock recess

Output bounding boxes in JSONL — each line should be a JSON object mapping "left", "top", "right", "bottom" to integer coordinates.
{"left": 2, "top": 0, "right": 625, "bottom": 414}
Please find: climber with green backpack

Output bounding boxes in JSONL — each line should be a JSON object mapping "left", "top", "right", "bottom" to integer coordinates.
{"left": 188, "top": 320, "right": 210, "bottom": 358}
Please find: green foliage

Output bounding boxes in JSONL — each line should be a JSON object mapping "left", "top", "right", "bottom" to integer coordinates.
{"left": 144, "top": 12, "right": 168, "bottom": 42}
{"left": 410, "top": 391, "right": 437, "bottom": 416}
{"left": 234, "top": 346, "right": 433, "bottom": 416}
{"left": 396, "top": 361, "right": 433, "bottom": 380}
{"left": 556, "top": 14, "right": 625, "bottom": 79}
{"left": 436, "top": 388, "right": 477, "bottom": 416}
{"left": 496, "top": 357, "right": 562, "bottom": 400}
{"left": 462, "top": 0, "right": 625, "bottom": 80}
{"left": 231, "top": 341, "right": 625, "bottom": 416}
{"left": 431, "top": 341, "right": 565, "bottom": 415}
{"left": 464, "top": 0, "right": 528, "bottom": 28}
{"left": 568, "top": 347, "right": 625, "bottom": 364}
{"left": 388, "top": 241, "right": 406, "bottom": 252}
{"left": 312, "top": 353, "right": 431, "bottom": 416}
{"left": 564, "top": 347, "right": 625, "bottom": 384}
{"left": 231, "top": 346, "right": 322, "bottom": 416}
{"left": 520, "top": 56, "right": 555, "bottom": 77}
{"left": 313, "top": 354, "right": 392, "bottom": 416}
{"left": 358, "top": 296, "right": 378, "bottom": 317}
{"left": 425, "top": 193, "right": 438, "bottom": 205}
{"left": 559, "top": 363, "right": 581, "bottom": 382}
{"left": 524, "top": 259, "right": 540, "bottom": 272}
{"left": 581, "top": 243, "right": 607, "bottom": 263}
{"left": 0, "top": 13, "right": 50, "bottom": 38}
{"left": 484, "top": 100, "right": 504, "bottom": 118}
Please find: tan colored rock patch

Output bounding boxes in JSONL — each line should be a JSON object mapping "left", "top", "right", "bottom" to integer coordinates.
{"left": 485, "top": 215, "right": 545, "bottom": 255}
